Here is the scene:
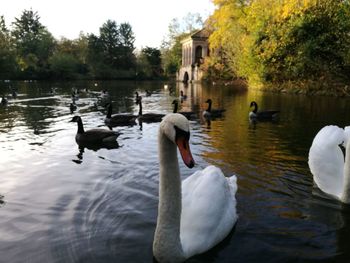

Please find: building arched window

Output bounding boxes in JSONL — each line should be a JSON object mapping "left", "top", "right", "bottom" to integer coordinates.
{"left": 195, "top": 46, "right": 203, "bottom": 65}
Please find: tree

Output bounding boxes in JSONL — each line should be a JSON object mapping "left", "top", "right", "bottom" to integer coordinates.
{"left": 87, "top": 20, "right": 136, "bottom": 78}
{"left": 208, "top": 0, "right": 350, "bottom": 86}
{"left": 117, "top": 22, "right": 136, "bottom": 70}
{"left": 99, "top": 19, "right": 120, "bottom": 67}
{"left": 49, "top": 52, "right": 78, "bottom": 79}
{"left": 50, "top": 35, "right": 89, "bottom": 78}
{"left": 0, "top": 16, "right": 17, "bottom": 78}
{"left": 12, "top": 9, "right": 55, "bottom": 78}
{"left": 161, "top": 13, "right": 204, "bottom": 77}
{"left": 138, "top": 47, "right": 162, "bottom": 78}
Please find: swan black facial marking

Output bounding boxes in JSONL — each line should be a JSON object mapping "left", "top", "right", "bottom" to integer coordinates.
{"left": 174, "top": 126, "right": 190, "bottom": 142}
{"left": 339, "top": 143, "right": 346, "bottom": 159}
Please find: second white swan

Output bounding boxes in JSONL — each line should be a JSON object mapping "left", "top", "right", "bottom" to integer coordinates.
{"left": 308, "top": 125, "right": 350, "bottom": 203}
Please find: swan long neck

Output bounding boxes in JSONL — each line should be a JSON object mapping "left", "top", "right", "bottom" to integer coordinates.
{"left": 342, "top": 139, "right": 350, "bottom": 203}
{"left": 153, "top": 129, "right": 184, "bottom": 261}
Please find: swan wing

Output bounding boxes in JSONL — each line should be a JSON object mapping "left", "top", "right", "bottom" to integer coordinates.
{"left": 180, "top": 165, "right": 237, "bottom": 258}
{"left": 308, "top": 125, "right": 345, "bottom": 199}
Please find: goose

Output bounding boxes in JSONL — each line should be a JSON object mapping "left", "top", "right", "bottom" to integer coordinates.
{"left": 249, "top": 101, "right": 279, "bottom": 120}
{"left": 172, "top": 99, "right": 196, "bottom": 120}
{"left": 135, "top": 91, "right": 141, "bottom": 104}
{"left": 145, "top": 89, "right": 152, "bottom": 96}
{"left": 69, "top": 116, "right": 120, "bottom": 146}
{"left": 153, "top": 113, "right": 237, "bottom": 262}
{"left": 180, "top": 90, "right": 187, "bottom": 101}
{"left": 69, "top": 96, "right": 77, "bottom": 113}
{"left": 104, "top": 103, "right": 137, "bottom": 126}
{"left": 137, "top": 97, "right": 164, "bottom": 123}
{"left": 308, "top": 125, "right": 350, "bottom": 203}
{"left": 202, "top": 99, "right": 226, "bottom": 119}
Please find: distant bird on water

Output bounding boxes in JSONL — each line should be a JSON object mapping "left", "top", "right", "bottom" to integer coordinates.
{"left": 249, "top": 101, "right": 279, "bottom": 120}
{"left": 203, "top": 99, "right": 226, "bottom": 119}
{"left": 137, "top": 96, "right": 164, "bottom": 123}
{"left": 104, "top": 103, "right": 137, "bottom": 126}
{"left": 172, "top": 99, "right": 195, "bottom": 120}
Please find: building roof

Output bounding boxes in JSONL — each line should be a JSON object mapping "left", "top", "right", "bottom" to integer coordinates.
{"left": 181, "top": 28, "right": 210, "bottom": 44}
{"left": 191, "top": 28, "right": 210, "bottom": 39}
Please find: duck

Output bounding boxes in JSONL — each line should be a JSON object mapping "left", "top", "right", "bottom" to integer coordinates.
{"left": 104, "top": 103, "right": 137, "bottom": 126}
{"left": 69, "top": 116, "right": 120, "bottom": 146}
{"left": 249, "top": 101, "right": 279, "bottom": 120}
{"left": 308, "top": 125, "right": 350, "bottom": 203}
{"left": 172, "top": 99, "right": 195, "bottom": 120}
{"left": 137, "top": 96, "right": 164, "bottom": 123}
{"left": 202, "top": 99, "right": 226, "bottom": 119}
{"left": 153, "top": 113, "right": 237, "bottom": 262}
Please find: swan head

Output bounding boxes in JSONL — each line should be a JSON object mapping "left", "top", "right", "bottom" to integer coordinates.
{"left": 160, "top": 113, "right": 195, "bottom": 168}
{"left": 172, "top": 99, "right": 178, "bottom": 105}
{"left": 205, "top": 99, "right": 212, "bottom": 104}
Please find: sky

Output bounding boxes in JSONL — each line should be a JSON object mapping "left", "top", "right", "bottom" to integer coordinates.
{"left": 1, "top": 0, "right": 215, "bottom": 49}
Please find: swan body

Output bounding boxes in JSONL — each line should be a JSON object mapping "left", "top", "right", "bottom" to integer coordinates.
{"left": 137, "top": 96, "right": 164, "bottom": 123}
{"left": 249, "top": 101, "right": 279, "bottom": 120}
{"left": 203, "top": 99, "right": 226, "bottom": 119}
{"left": 105, "top": 103, "right": 137, "bottom": 126}
{"left": 153, "top": 113, "right": 237, "bottom": 262}
{"left": 172, "top": 100, "right": 196, "bottom": 120}
{"left": 308, "top": 125, "right": 350, "bottom": 203}
{"left": 70, "top": 116, "right": 120, "bottom": 145}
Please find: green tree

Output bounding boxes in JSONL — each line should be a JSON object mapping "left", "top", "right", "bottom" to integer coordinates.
{"left": 0, "top": 16, "right": 17, "bottom": 78}
{"left": 12, "top": 9, "right": 56, "bottom": 78}
{"left": 161, "top": 13, "right": 204, "bottom": 77}
{"left": 49, "top": 52, "right": 78, "bottom": 79}
{"left": 99, "top": 19, "right": 120, "bottom": 67}
{"left": 208, "top": 0, "right": 350, "bottom": 87}
{"left": 87, "top": 20, "right": 136, "bottom": 79}
{"left": 138, "top": 47, "right": 162, "bottom": 78}
{"left": 50, "top": 35, "right": 89, "bottom": 78}
{"left": 118, "top": 22, "right": 136, "bottom": 70}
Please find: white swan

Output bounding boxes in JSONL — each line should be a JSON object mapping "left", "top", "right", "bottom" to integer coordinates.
{"left": 308, "top": 125, "right": 350, "bottom": 203}
{"left": 153, "top": 113, "right": 238, "bottom": 262}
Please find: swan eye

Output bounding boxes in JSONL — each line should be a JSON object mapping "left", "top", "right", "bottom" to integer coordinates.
{"left": 174, "top": 125, "right": 190, "bottom": 141}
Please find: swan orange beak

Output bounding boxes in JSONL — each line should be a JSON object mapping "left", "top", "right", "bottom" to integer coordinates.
{"left": 176, "top": 137, "right": 195, "bottom": 168}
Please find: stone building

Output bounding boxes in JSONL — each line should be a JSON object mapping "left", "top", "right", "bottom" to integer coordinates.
{"left": 177, "top": 28, "right": 210, "bottom": 83}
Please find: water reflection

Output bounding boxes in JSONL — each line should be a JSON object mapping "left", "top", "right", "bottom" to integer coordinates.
{"left": 2, "top": 80, "right": 350, "bottom": 261}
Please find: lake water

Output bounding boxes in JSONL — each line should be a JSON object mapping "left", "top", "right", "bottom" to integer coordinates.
{"left": 1, "top": 80, "right": 350, "bottom": 262}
